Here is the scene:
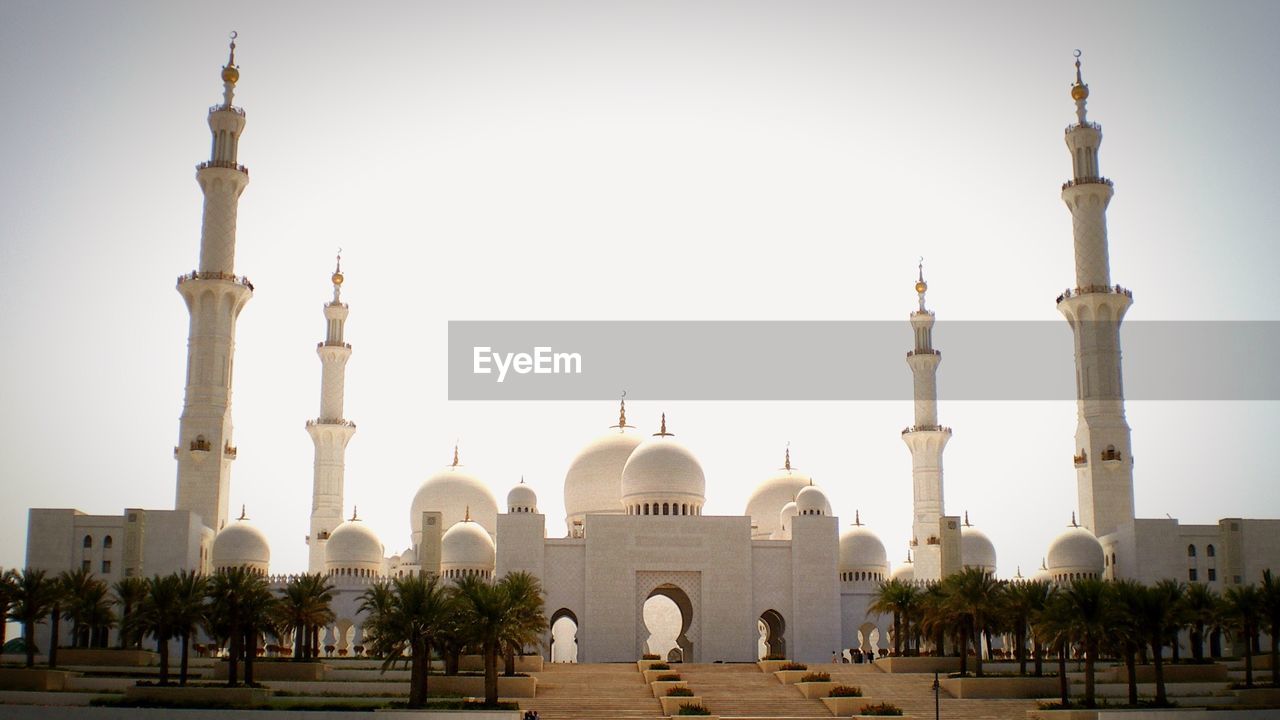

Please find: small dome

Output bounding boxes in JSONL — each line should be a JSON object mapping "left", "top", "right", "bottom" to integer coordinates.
{"left": 746, "top": 470, "right": 811, "bottom": 538}
{"left": 410, "top": 457, "right": 499, "bottom": 539}
{"left": 211, "top": 515, "right": 269, "bottom": 575}
{"left": 325, "top": 518, "right": 384, "bottom": 575}
{"left": 507, "top": 481, "right": 538, "bottom": 513}
{"left": 1047, "top": 526, "right": 1104, "bottom": 580}
{"left": 564, "top": 430, "right": 642, "bottom": 526}
{"left": 795, "top": 484, "right": 828, "bottom": 516}
{"left": 774, "top": 501, "right": 799, "bottom": 539}
{"left": 961, "top": 522, "right": 997, "bottom": 572}
{"left": 840, "top": 524, "right": 888, "bottom": 572}
{"left": 889, "top": 558, "right": 915, "bottom": 583}
{"left": 441, "top": 519, "right": 496, "bottom": 578}
{"left": 1032, "top": 562, "right": 1053, "bottom": 583}
{"left": 620, "top": 421, "right": 705, "bottom": 510}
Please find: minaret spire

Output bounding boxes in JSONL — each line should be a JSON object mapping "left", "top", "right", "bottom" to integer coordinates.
{"left": 306, "top": 260, "right": 357, "bottom": 573}
{"left": 173, "top": 38, "right": 254, "bottom": 534}
{"left": 902, "top": 261, "right": 951, "bottom": 582}
{"left": 609, "top": 391, "right": 634, "bottom": 431}
{"left": 1056, "top": 56, "right": 1135, "bottom": 542}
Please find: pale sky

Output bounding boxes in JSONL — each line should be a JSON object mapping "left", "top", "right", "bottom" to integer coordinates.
{"left": 2, "top": 1, "right": 1278, "bottom": 580}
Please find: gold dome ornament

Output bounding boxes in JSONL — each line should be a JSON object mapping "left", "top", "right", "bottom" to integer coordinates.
{"left": 221, "top": 31, "right": 239, "bottom": 85}
{"left": 1070, "top": 50, "right": 1088, "bottom": 101}
{"left": 915, "top": 280, "right": 927, "bottom": 294}
{"left": 332, "top": 249, "right": 344, "bottom": 285}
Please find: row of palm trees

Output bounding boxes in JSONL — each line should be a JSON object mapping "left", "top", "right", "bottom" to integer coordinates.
{"left": 358, "top": 571, "right": 548, "bottom": 708}
{"left": 869, "top": 568, "right": 1280, "bottom": 708}
{"left": 1, "top": 567, "right": 335, "bottom": 688}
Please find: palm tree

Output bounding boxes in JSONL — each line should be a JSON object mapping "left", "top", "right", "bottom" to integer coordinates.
{"left": 74, "top": 580, "right": 115, "bottom": 648}
{"left": 1225, "top": 583, "right": 1264, "bottom": 689}
{"left": 112, "top": 577, "right": 148, "bottom": 650}
{"left": 1021, "top": 581, "right": 1055, "bottom": 678}
{"left": 276, "top": 574, "right": 335, "bottom": 662}
{"left": 59, "top": 567, "right": 97, "bottom": 649}
{"left": 496, "top": 571, "right": 547, "bottom": 675}
{"left": 868, "top": 579, "right": 918, "bottom": 657}
{"left": 1033, "top": 589, "right": 1072, "bottom": 706}
{"left": 454, "top": 574, "right": 516, "bottom": 706}
{"left": 1003, "top": 581, "right": 1049, "bottom": 675}
{"left": 1133, "top": 582, "right": 1180, "bottom": 704}
{"left": 0, "top": 569, "right": 19, "bottom": 653}
{"left": 359, "top": 574, "right": 452, "bottom": 707}
{"left": 134, "top": 574, "right": 181, "bottom": 685}
{"left": 8, "top": 568, "right": 61, "bottom": 668}
{"left": 1259, "top": 570, "right": 1280, "bottom": 688}
{"left": 1156, "top": 579, "right": 1188, "bottom": 664}
{"left": 170, "top": 571, "right": 208, "bottom": 685}
{"left": 1104, "top": 579, "right": 1146, "bottom": 706}
{"left": 1056, "top": 578, "right": 1109, "bottom": 707}
{"left": 206, "top": 568, "right": 274, "bottom": 687}
{"left": 944, "top": 567, "right": 1002, "bottom": 677}
{"left": 46, "top": 571, "right": 72, "bottom": 667}
{"left": 1183, "top": 583, "right": 1218, "bottom": 663}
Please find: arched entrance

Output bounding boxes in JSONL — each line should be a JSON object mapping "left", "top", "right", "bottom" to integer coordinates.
{"left": 758, "top": 609, "right": 786, "bottom": 659}
{"left": 644, "top": 585, "right": 693, "bottom": 662}
{"left": 549, "top": 608, "right": 579, "bottom": 663}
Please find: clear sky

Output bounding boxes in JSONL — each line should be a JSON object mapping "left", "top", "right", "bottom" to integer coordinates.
{"left": 2, "top": 1, "right": 1278, "bottom": 580}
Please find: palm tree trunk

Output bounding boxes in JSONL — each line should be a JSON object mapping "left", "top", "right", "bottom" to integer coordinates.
{"left": 1243, "top": 626, "right": 1253, "bottom": 688}
{"left": 504, "top": 645, "right": 516, "bottom": 676}
{"left": 227, "top": 623, "right": 241, "bottom": 687}
{"left": 244, "top": 630, "right": 257, "bottom": 686}
{"left": 1171, "top": 630, "right": 1181, "bottom": 663}
{"left": 1033, "top": 640, "right": 1043, "bottom": 677}
{"left": 47, "top": 606, "right": 60, "bottom": 668}
{"left": 158, "top": 632, "right": 170, "bottom": 686}
{"left": 484, "top": 641, "right": 499, "bottom": 706}
{"left": 1154, "top": 631, "right": 1168, "bottom": 704}
{"left": 893, "top": 611, "right": 902, "bottom": 656}
{"left": 179, "top": 632, "right": 190, "bottom": 686}
{"left": 311, "top": 625, "right": 320, "bottom": 661}
{"left": 958, "top": 625, "right": 968, "bottom": 675}
{"left": 973, "top": 620, "right": 984, "bottom": 677}
{"left": 1057, "top": 641, "right": 1068, "bottom": 706}
{"left": 408, "top": 637, "right": 425, "bottom": 707}
{"left": 1125, "top": 646, "right": 1137, "bottom": 705}
{"left": 23, "top": 620, "right": 36, "bottom": 668}
{"left": 1191, "top": 623, "right": 1204, "bottom": 662}
{"left": 1017, "top": 625, "right": 1027, "bottom": 675}
{"left": 1083, "top": 638, "right": 1096, "bottom": 707}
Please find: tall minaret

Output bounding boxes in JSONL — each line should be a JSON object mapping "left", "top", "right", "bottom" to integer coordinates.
{"left": 901, "top": 263, "right": 951, "bottom": 582}
{"left": 306, "top": 256, "right": 357, "bottom": 573}
{"left": 1056, "top": 53, "right": 1135, "bottom": 538}
{"left": 174, "top": 34, "right": 253, "bottom": 533}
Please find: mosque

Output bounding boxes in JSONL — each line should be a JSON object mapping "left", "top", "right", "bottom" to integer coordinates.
{"left": 24, "top": 43, "right": 1280, "bottom": 663}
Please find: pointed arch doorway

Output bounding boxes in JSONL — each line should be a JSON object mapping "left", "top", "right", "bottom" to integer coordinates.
{"left": 636, "top": 572, "right": 700, "bottom": 662}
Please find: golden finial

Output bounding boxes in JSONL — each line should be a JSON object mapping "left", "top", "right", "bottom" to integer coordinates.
{"left": 783, "top": 442, "right": 792, "bottom": 471}
{"left": 332, "top": 248, "right": 344, "bottom": 287}
{"left": 221, "top": 31, "right": 240, "bottom": 85}
{"left": 350, "top": 506, "right": 359, "bottom": 521}
{"left": 915, "top": 258, "right": 927, "bottom": 295}
{"left": 1070, "top": 511, "right": 1078, "bottom": 527}
{"left": 465, "top": 505, "right": 471, "bottom": 522}
{"left": 520, "top": 475, "right": 525, "bottom": 484}
{"left": 653, "top": 413, "right": 674, "bottom": 437}
{"left": 1071, "top": 50, "right": 1089, "bottom": 102}
{"left": 610, "top": 391, "right": 634, "bottom": 431}
{"left": 451, "top": 442, "right": 461, "bottom": 468}
{"left": 239, "top": 504, "right": 247, "bottom": 520}
{"left": 854, "top": 509, "right": 862, "bottom": 526}
{"left": 963, "top": 510, "right": 971, "bottom": 527}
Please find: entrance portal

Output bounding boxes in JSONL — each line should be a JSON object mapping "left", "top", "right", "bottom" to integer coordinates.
{"left": 645, "top": 584, "right": 693, "bottom": 662}
{"left": 758, "top": 609, "right": 785, "bottom": 659}
{"left": 550, "top": 608, "right": 578, "bottom": 663}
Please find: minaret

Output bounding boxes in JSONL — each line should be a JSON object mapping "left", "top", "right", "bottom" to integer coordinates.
{"left": 306, "top": 255, "right": 357, "bottom": 573}
{"left": 901, "top": 263, "right": 951, "bottom": 582}
{"left": 1056, "top": 53, "right": 1135, "bottom": 538}
{"left": 174, "top": 34, "right": 253, "bottom": 532}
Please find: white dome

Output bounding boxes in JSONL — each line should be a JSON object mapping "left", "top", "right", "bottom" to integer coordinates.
{"left": 1032, "top": 563, "right": 1053, "bottom": 583}
{"left": 745, "top": 463, "right": 812, "bottom": 539}
{"left": 620, "top": 427, "right": 705, "bottom": 510}
{"left": 325, "top": 519, "right": 384, "bottom": 574}
{"left": 1047, "top": 526, "right": 1104, "bottom": 580}
{"left": 961, "top": 522, "right": 997, "bottom": 572}
{"left": 507, "top": 481, "right": 538, "bottom": 513}
{"left": 795, "top": 484, "right": 828, "bottom": 516}
{"left": 441, "top": 520, "right": 496, "bottom": 577}
{"left": 211, "top": 516, "right": 270, "bottom": 575}
{"left": 840, "top": 524, "right": 888, "bottom": 572}
{"left": 774, "top": 501, "right": 799, "bottom": 538}
{"left": 563, "top": 430, "right": 642, "bottom": 525}
{"left": 889, "top": 559, "right": 915, "bottom": 582}
{"left": 410, "top": 462, "right": 499, "bottom": 539}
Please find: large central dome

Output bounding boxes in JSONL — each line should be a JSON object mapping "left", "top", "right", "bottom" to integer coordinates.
{"left": 620, "top": 415, "right": 705, "bottom": 515}
{"left": 410, "top": 450, "right": 498, "bottom": 541}
{"left": 563, "top": 429, "right": 641, "bottom": 526}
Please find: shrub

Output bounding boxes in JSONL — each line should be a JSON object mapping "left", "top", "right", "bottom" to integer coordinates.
{"left": 829, "top": 684, "right": 863, "bottom": 697}
{"left": 656, "top": 673, "right": 682, "bottom": 682}
{"left": 642, "top": 653, "right": 661, "bottom": 660}
{"left": 778, "top": 662, "right": 807, "bottom": 671}
{"left": 666, "top": 686, "right": 695, "bottom": 697}
{"left": 677, "top": 703, "right": 711, "bottom": 715}
{"left": 800, "top": 671, "right": 830, "bottom": 683}
{"left": 650, "top": 662, "right": 671, "bottom": 670}
{"left": 763, "top": 653, "right": 787, "bottom": 660}
{"left": 859, "top": 702, "right": 903, "bottom": 716}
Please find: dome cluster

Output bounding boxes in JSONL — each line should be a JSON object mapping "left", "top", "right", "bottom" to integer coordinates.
{"left": 744, "top": 449, "right": 831, "bottom": 539}
{"left": 410, "top": 453, "right": 499, "bottom": 541}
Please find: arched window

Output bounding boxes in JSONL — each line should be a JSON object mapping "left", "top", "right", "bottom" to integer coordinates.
{"left": 1207, "top": 544, "right": 1216, "bottom": 557}
{"left": 83, "top": 535, "right": 92, "bottom": 548}
{"left": 663, "top": 503, "right": 669, "bottom": 515}
{"left": 103, "top": 535, "right": 113, "bottom": 550}
{"left": 1188, "top": 544, "right": 1197, "bottom": 557}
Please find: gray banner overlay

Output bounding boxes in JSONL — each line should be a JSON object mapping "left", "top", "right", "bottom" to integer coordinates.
{"left": 448, "top": 321, "right": 1280, "bottom": 401}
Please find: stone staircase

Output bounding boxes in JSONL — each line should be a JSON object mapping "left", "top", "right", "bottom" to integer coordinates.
{"left": 678, "top": 663, "right": 829, "bottom": 717}
{"left": 830, "top": 664, "right": 1040, "bottom": 719}
{"left": 518, "top": 663, "right": 662, "bottom": 720}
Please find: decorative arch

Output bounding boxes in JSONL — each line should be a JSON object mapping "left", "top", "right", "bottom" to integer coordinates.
{"left": 549, "top": 608, "right": 579, "bottom": 663}
{"left": 635, "top": 571, "right": 700, "bottom": 663}
{"left": 759, "top": 609, "right": 786, "bottom": 659}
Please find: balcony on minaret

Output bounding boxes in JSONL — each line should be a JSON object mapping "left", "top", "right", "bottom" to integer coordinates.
{"left": 1073, "top": 450, "right": 1088, "bottom": 467}
{"left": 196, "top": 159, "right": 249, "bottom": 176}
{"left": 902, "top": 424, "right": 951, "bottom": 435}
{"left": 306, "top": 418, "right": 357, "bottom": 428}
{"left": 223, "top": 442, "right": 237, "bottom": 459}
{"left": 177, "top": 271, "right": 255, "bottom": 291}
{"left": 906, "top": 349, "right": 941, "bottom": 358}
{"left": 190, "top": 436, "right": 211, "bottom": 452}
{"left": 317, "top": 340, "right": 352, "bottom": 349}
{"left": 1061, "top": 176, "right": 1112, "bottom": 191}
{"left": 1056, "top": 284, "right": 1132, "bottom": 305}
{"left": 1100, "top": 446, "right": 1123, "bottom": 464}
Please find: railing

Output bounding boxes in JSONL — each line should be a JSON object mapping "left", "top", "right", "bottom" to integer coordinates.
{"left": 224, "top": 442, "right": 237, "bottom": 459}
{"left": 1061, "top": 176, "right": 1113, "bottom": 191}
{"left": 317, "top": 341, "right": 353, "bottom": 349}
{"left": 306, "top": 418, "right": 357, "bottom": 428}
{"left": 189, "top": 439, "right": 211, "bottom": 452}
{"left": 1073, "top": 452, "right": 1087, "bottom": 466}
{"left": 196, "top": 160, "right": 249, "bottom": 175}
{"left": 925, "top": 536, "right": 940, "bottom": 545}
{"left": 902, "top": 425, "right": 952, "bottom": 434}
{"left": 1056, "top": 284, "right": 1132, "bottom": 304}
{"left": 905, "top": 349, "right": 940, "bottom": 358}
{"left": 209, "top": 104, "right": 246, "bottom": 117}
{"left": 1100, "top": 448, "right": 1122, "bottom": 462}
{"left": 177, "top": 271, "right": 254, "bottom": 290}
{"left": 1065, "top": 121, "right": 1102, "bottom": 133}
